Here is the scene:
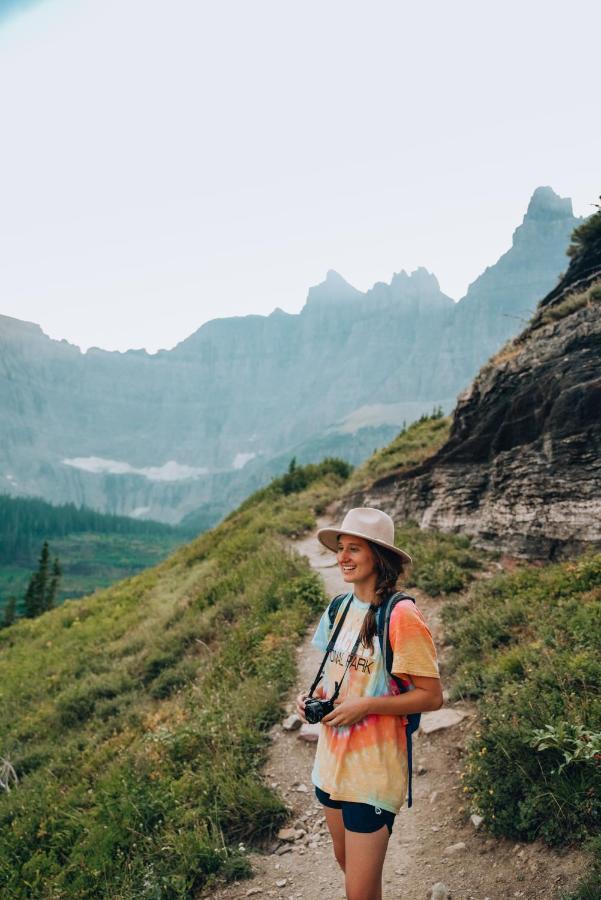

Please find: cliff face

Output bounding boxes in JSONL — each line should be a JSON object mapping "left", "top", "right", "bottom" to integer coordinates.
{"left": 0, "top": 188, "right": 582, "bottom": 526}
{"left": 350, "top": 211, "right": 601, "bottom": 559}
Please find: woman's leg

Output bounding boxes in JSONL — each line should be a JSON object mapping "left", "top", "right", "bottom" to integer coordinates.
{"left": 324, "top": 806, "right": 346, "bottom": 872}
{"left": 344, "top": 824, "right": 390, "bottom": 900}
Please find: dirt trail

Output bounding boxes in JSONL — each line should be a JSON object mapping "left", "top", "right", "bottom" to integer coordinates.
{"left": 207, "top": 518, "right": 585, "bottom": 900}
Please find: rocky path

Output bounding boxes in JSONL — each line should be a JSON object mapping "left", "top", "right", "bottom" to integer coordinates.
{"left": 206, "top": 518, "right": 585, "bottom": 900}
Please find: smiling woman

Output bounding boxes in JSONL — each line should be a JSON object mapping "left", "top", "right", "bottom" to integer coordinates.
{"left": 296, "top": 507, "right": 442, "bottom": 900}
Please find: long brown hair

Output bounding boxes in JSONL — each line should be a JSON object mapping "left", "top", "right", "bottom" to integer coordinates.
{"left": 359, "top": 541, "right": 407, "bottom": 651}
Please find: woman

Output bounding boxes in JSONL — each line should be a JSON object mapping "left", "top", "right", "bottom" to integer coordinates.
{"left": 296, "top": 507, "right": 443, "bottom": 900}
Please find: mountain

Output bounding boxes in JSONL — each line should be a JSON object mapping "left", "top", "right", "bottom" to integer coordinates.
{"left": 348, "top": 206, "right": 601, "bottom": 559}
{"left": 0, "top": 187, "right": 582, "bottom": 526}
{"left": 441, "top": 185, "right": 583, "bottom": 388}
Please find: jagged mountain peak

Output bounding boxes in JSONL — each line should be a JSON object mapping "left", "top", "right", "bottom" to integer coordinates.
{"left": 391, "top": 266, "right": 441, "bottom": 290}
{"left": 524, "top": 185, "right": 574, "bottom": 221}
{"left": 458, "top": 188, "right": 581, "bottom": 310}
{"left": 302, "top": 269, "right": 364, "bottom": 310}
{"left": 510, "top": 187, "right": 579, "bottom": 249}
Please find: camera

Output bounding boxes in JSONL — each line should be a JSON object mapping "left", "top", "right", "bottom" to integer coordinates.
{"left": 304, "top": 696, "right": 335, "bottom": 724}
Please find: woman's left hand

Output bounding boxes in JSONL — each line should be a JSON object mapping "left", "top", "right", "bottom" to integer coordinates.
{"left": 322, "top": 696, "right": 370, "bottom": 727}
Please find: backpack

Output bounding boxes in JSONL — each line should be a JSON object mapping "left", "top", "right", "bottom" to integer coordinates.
{"left": 327, "top": 590, "right": 421, "bottom": 808}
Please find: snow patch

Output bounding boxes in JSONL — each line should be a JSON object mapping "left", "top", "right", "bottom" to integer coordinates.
{"left": 62, "top": 457, "right": 208, "bottom": 482}
{"left": 232, "top": 452, "right": 256, "bottom": 470}
{"left": 130, "top": 506, "right": 152, "bottom": 518}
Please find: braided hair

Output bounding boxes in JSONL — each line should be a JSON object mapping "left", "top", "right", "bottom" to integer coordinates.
{"left": 358, "top": 540, "right": 408, "bottom": 652}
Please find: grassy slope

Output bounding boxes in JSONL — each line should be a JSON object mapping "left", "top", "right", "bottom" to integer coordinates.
{"left": 1, "top": 413, "right": 599, "bottom": 897}
{"left": 344, "top": 412, "right": 451, "bottom": 491}
{"left": 0, "top": 532, "right": 185, "bottom": 613}
{"left": 0, "top": 470, "right": 341, "bottom": 898}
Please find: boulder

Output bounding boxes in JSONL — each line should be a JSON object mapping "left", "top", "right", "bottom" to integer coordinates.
{"left": 298, "top": 723, "right": 320, "bottom": 743}
{"left": 282, "top": 714, "right": 302, "bottom": 732}
{"left": 444, "top": 841, "right": 466, "bottom": 855}
{"left": 419, "top": 709, "right": 467, "bottom": 734}
{"left": 429, "top": 883, "right": 451, "bottom": 900}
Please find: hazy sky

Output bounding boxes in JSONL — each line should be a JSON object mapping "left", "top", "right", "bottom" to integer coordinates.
{"left": 0, "top": 0, "right": 599, "bottom": 353}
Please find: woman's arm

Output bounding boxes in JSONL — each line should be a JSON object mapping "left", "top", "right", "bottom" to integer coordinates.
{"left": 322, "top": 675, "right": 443, "bottom": 727}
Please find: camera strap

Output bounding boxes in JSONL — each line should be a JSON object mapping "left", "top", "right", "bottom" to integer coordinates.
{"left": 329, "top": 630, "right": 363, "bottom": 704}
{"left": 308, "top": 592, "right": 359, "bottom": 699}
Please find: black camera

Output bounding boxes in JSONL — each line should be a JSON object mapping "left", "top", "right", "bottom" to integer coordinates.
{"left": 304, "top": 696, "right": 335, "bottom": 724}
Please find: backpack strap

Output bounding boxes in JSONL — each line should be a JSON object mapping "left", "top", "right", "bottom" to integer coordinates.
{"left": 327, "top": 593, "right": 349, "bottom": 628}
{"left": 376, "top": 592, "right": 421, "bottom": 808}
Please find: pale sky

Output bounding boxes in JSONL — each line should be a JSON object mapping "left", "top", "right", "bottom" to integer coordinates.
{"left": 0, "top": 0, "right": 599, "bottom": 353}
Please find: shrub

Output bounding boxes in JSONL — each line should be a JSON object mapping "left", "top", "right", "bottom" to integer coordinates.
{"left": 445, "top": 554, "right": 601, "bottom": 846}
{"left": 149, "top": 659, "right": 198, "bottom": 699}
{"left": 55, "top": 671, "right": 135, "bottom": 727}
{"left": 566, "top": 210, "right": 601, "bottom": 258}
{"left": 395, "top": 521, "right": 486, "bottom": 597}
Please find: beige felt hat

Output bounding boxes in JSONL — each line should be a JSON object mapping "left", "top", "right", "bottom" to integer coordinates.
{"left": 317, "top": 507, "right": 412, "bottom": 566}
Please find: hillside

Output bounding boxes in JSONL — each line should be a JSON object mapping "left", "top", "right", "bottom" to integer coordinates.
{"left": 0, "top": 495, "right": 185, "bottom": 616}
{"left": 346, "top": 209, "right": 601, "bottom": 559}
{"left": 0, "top": 188, "right": 580, "bottom": 527}
{"left": 0, "top": 460, "right": 347, "bottom": 897}
{"left": 0, "top": 425, "right": 598, "bottom": 898}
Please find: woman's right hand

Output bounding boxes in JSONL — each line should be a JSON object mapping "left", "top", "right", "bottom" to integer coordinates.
{"left": 296, "top": 691, "right": 308, "bottom": 722}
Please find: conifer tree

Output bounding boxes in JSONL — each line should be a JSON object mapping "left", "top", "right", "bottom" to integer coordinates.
{"left": 1, "top": 596, "right": 17, "bottom": 628}
{"left": 23, "top": 541, "right": 61, "bottom": 618}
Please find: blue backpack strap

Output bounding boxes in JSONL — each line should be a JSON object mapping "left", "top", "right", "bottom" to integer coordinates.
{"left": 376, "top": 592, "right": 420, "bottom": 808}
{"left": 327, "top": 593, "right": 350, "bottom": 628}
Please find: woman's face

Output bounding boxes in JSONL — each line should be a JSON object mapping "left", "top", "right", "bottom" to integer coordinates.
{"left": 336, "top": 534, "right": 377, "bottom": 588}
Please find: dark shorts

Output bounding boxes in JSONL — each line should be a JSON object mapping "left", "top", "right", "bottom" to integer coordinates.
{"left": 315, "top": 786, "right": 395, "bottom": 835}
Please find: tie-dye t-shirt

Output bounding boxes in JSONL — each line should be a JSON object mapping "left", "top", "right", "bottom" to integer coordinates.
{"left": 310, "top": 592, "right": 439, "bottom": 813}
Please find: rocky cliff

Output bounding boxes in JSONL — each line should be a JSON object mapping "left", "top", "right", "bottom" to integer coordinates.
{"left": 0, "top": 187, "right": 582, "bottom": 526}
{"left": 349, "top": 208, "right": 601, "bottom": 559}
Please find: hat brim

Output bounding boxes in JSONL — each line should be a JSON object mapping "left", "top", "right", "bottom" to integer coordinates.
{"left": 316, "top": 527, "right": 413, "bottom": 566}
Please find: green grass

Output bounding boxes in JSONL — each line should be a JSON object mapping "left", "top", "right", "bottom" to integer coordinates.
{"left": 0, "top": 533, "right": 185, "bottom": 615}
{"left": 561, "top": 837, "right": 601, "bottom": 899}
{"left": 443, "top": 554, "right": 601, "bottom": 847}
{"left": 345, "top": 413, "right": 451, "bottom": 492}
{"left": 396, "top": 521, "right": 488, "bottom": 596}
{"left": 0, "top": 466, "right": 350, "bottom": 898}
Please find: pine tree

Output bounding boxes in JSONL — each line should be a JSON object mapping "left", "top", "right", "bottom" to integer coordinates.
{"left": 1, "top": 596, "right": 17, "bottom": 628}
{"left": 23, "top": 541, "right": 60, "bottom": 618}
{"left": 23, "top": 578, "right": 37, "bottom": 618}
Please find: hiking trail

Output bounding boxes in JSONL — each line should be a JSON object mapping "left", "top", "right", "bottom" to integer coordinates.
{"left": 205, "top": 516, "right": 585, "bottom": 900}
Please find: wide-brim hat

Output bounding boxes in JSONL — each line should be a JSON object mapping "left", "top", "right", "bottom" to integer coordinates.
{"left": 317, "top": 507, "right": 412, "bottom": 566}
